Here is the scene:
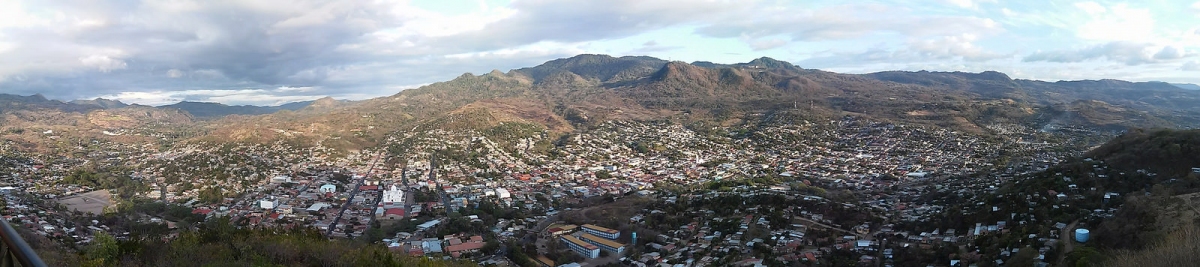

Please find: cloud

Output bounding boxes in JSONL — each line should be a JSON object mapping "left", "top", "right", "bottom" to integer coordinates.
{"left": 1184, "top": 61, "right": 1200, "bottom": 71}
{"left": 79, "top": 55, "right": 127, "bottom": 72}
{"left": 695, "top": 4, "right": 1003, "bottom": 41}
{"left": 1075, "top": 4, "right": 1155, "bottom": 42}
{"left": 1075, "top": 2, "right": 1106, "bottom": 15}
{"left": 907, "top": 34, "right": 1007, "bottom": 61}
{"left": 1, "top": 0, "right": 1198, "bottom": 104}
{"left": 0, "top": 0, "right": 754, "bottom": 104}
{"left": 426, "top": 0, "right": 740, "bottom": 52}
{"left": 1024, "top": 42, "right": 1185, "bottom": 65}
{"left": 798, "top": 33, "right": 1007, "bottom": 68}
{"left": 1154, "top": 46, "right": 1185, "bottom": 60}
{"left": 748, "top": 38, "right": 787, "bottom": 51}
{"left": 627, "top": 40, "right": 681, "bottom": 54}
{"left": 943, "top": 0, "right": 996, "bottom": 9}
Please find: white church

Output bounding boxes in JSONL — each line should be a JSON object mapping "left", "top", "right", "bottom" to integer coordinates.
{"left": 382, "top": 184, "right": 405, "bottom": 206}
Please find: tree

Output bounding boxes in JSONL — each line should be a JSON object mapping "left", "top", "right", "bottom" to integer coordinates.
{"left": 1008, "top": 246, "right": 1038, "bottom": 267}
{"left": 85, "top": 232, "right": 119, "bottom": 266}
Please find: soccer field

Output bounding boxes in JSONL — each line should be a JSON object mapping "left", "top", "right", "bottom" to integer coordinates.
{"left": 55, "top": 190, "right": 113, "bottom": 215}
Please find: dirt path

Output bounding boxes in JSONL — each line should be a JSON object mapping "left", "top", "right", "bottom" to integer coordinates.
{"left": 1057, "top": 220, "right": 1080, "bottom": 266}
{"left": 795, "top": 217, "right": 861, "bottom": 238}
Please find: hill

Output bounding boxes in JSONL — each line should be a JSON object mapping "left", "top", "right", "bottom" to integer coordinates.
{"left": 1171, "top": 83, "right": 1200, "bottom": 90}
{"left": 1085, "top": 128, "right": 1200, "bottom": 177}
{"left": 68, "top": 98, "right": 129, "bottom": 109}
{"left": 158, "top": 100, "right": 317, "bottom": 119}
{"left": 193, "top": 54, "right": 1200, "bottom": 151}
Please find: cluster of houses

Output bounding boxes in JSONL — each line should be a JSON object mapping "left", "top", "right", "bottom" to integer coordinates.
{"left": 387, "top": 234, "right": 487, "bottom": 258}
{"left": 0, "top": 115, "right": 1116, "bottom": 266}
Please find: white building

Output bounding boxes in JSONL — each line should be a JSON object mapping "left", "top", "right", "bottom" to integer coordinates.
{"left": 259, "top": 199, "right": 278, "bottom": 209}
{"left": 382, "top": 185, "right": 405, "bottom": 204}
{"left": 270, "top": 176, "right": 292, "bottom": 183}
{"left": 319, "top": 184, "right": 337, "bottom": 194}
{"left": 495, "top": 188, "right": 511, "bottom": 199}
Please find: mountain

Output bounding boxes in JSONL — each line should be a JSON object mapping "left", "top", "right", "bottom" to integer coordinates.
{"left": 69, "top": 98, "right": 128, "bottom": 109}
{"left": 6, "top": 54, "right": 1200, "bottom": 153}
{"left": 183, "top": 54, "right": 1200, "bottom": 151}
{"left": 0, "top": 95, "right": 195, "bottom": 152}
{"left": 0, "top": 93, "right": 99, "bottom": 113}
{"left": 158, "top": 100, "right": 317, "bottom": 119}
{"left": 1172, "top": 83, "right": 1200, "bottom": 90}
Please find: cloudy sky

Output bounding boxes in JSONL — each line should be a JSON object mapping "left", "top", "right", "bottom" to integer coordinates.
{"left": 1, "top": 0, "right": 1198, "bottom": 106}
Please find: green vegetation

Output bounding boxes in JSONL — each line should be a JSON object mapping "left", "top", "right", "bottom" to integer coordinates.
{"left": 1087, "top": 128, "right": 1200, "bottom": 177}
{"left": 61, "top": 169, "right": 145, "bottom": 198}
{"left": 77, "top": 217, "right": 475, "bottom": 267}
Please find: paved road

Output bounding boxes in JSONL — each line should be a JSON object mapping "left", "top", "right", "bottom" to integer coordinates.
{"left": 326, "top": 153, "right": 384, "bottom": 236}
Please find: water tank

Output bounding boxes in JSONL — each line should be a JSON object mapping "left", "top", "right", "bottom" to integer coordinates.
{"left": 1075, "top": 228, "right": 1090, "bottom": 243}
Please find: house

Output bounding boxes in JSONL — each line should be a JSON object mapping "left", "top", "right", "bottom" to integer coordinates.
{"left": 444, "top": 241, "right": 485, "bottom": 256}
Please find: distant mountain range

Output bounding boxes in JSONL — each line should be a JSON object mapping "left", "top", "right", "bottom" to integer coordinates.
{"left": 4, "top": 54, "right": 1200, "bottom": 152}
{"left": 1171, "top": 83, "right": 1200, "bottom": 90}
{"left": 0, "top": 95, "right": 330, "bottom": 119}
{"left": 157, "top": 100, "right": 324, "bottom": 118}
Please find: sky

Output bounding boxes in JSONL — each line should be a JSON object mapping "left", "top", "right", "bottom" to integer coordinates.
{"left": 0, "top": 0, "right": 1198, "bottom": 106}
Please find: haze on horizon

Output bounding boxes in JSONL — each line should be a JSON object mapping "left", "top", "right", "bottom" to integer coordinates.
{"left": 0, "top": 0, "right": 1198, "bottom": 106}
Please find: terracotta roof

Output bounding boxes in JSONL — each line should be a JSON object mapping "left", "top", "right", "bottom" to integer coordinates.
{"left": 444, "top": 241, "right": 484, "bottom": 253}
{"left": 384, "top": 208, "right": 405, "bottom": 217}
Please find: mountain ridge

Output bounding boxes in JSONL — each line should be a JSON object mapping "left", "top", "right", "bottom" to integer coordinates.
{"left": 5, "top": 54, "right": 1200, "bottom": 153}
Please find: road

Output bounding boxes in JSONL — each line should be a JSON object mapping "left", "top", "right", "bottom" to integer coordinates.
{"left": 326, "top": 152, "right": 384, "bottom": 236}
{"left": 794, "top": 216, "right": 862, "bottom": 238}
{"left": 1056, "top": 220, "right": 1080, "bottom": 267}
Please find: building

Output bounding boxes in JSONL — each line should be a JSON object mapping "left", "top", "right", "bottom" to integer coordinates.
{"left": 319, "top": 184, "right": 337, "bottom": 194}
{"left": 306, "top": 202, "right": 330, "bottom": 212}
{"left": 382, "top": 184, "right": 405, "bottom": 204}
{"left": 582, "top": 224, "right": 620, "bottom": 240}
{"left": 417, "top": 219, "right": 441, "bottom": 231}
{"left": 444, "top": 235, "right": 486, "bottom": 257}
{"left": 560, "top": 235, "right": 600, "bottom": 259}
{"left": 580, "top": 233, "right": 626, "bottom": 254}
{"left": 270, "top": 176, "right": 292, "bottom": 183}
{"left": 421, "top": 238, "right": 443, "bottom": 254}
{"left": 259, "top": 199, "right": 277, "bottom": 209}
{"left": 495, "top": 188, "right": 511, "bottom": 199}
{"left": 381, "top": 208, "right": 405, "bottom": 220}
{"left": 546, "top": 224, "right": 578, "bottom": 237}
